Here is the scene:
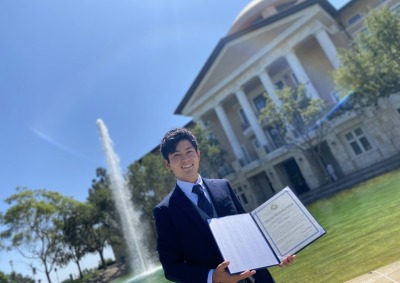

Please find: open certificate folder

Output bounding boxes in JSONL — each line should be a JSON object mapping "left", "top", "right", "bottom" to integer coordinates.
{"left": 208, "top": 187, "right": 326, "bottom": 274}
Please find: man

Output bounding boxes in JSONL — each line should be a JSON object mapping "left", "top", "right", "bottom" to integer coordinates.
{"left": 153, "top": 128, "right": 295, "bottom": 283}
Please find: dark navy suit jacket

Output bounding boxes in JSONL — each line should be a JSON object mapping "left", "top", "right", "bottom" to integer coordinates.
{"left": 153, "top": 178, "right": 275, "bottom": 283}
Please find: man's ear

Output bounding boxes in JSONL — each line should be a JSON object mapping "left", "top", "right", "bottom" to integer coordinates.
{"left": 163, "top": 159, "right": 171, "bottom": 170}
{"left": 197, "top": 150, "right": 201, "bottom": 158}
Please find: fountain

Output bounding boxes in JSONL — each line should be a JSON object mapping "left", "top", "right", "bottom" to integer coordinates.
{"left": 96, "top": 119, "right": 152, "bottom": 275}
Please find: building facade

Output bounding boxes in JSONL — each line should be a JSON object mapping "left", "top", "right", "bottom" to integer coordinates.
{"left": 174, "top": 0, "right": 400, "bottom": 211}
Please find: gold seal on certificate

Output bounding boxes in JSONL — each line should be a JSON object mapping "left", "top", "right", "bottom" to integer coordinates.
{"left": 208, "top": 187, "right": 326, "bottom": 274}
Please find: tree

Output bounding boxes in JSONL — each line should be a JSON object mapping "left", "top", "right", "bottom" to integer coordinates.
{"left": 59, "top": 201, "right": 93, "bottom": 279}
{"left": 77, "top": 204, "right": 113, "bottom": 271}
{"left": 189, "top": 124, "right": 227, "bottom": 178}
{"left": 0, "top": 188, "right": 76, "bottom": 283}
{"left": 334, "top": 7, "right": 400, "bottom": 109}
{"left": 86, "top": 168, "right": 122, "bottom": 270}
{"left": 259, "top": 85, "right": 332, "bottom": 183}
{"left": 127, "top": 153, "right": 175, "bottom": 251}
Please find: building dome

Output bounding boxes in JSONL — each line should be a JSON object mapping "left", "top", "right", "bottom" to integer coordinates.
{"left": 228, "top": 0, "right": 301, "bottom": 35}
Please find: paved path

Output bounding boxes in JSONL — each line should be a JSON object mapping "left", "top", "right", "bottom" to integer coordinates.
{"left": 345, "top": 262, "right": 400, "bottom": 283}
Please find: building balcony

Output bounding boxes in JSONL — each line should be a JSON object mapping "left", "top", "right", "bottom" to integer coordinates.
{"left": 217, "top": 164, "right": 235, "bottom": 179}
{"left": 255, "top": 146, "right": 268, "bottom": 160}
{"left": 266, "top": 144, "right": 289, "bottom": 160}
{"left": 242, "top": 159, "right": 261, "bottom": 174}
{"left": 230, "top": 156, "right": 261, "bottom": 174}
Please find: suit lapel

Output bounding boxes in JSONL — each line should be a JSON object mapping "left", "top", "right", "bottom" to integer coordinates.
{"left": 204, "top": 178, "right": 244, "bottom": 217}
{"left": 170, "top": 184, "right": 211, "bottom": 234}
{"left": 203, "top": 178, "right": 226, "bottom": 217}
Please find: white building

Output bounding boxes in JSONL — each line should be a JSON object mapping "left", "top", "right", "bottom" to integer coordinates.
{"left": 174, "top": 0, "right": 400, "bottom": 210}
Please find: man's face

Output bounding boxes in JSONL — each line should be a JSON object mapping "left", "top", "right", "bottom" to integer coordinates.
{"left": 164, "top": 139, "right": 200, "bottom": 183}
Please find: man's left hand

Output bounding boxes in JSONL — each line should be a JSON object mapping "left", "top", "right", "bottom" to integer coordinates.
{"left": 279, "top": 254, "right": 296, "bottom": 268}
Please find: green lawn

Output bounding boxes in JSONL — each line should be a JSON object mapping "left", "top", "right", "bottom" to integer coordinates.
{"left": 114, "top": 169, "right": 400, "bottom": 283}
{"left": 270, "top": 168, "right": 400, "bottom": 282}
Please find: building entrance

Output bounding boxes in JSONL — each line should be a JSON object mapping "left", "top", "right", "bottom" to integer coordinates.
{"left": 248, "top": 172, "right": 275, "bottom": 205}
{"left": 280, "top": 158, "right": 310, "bottom": 195}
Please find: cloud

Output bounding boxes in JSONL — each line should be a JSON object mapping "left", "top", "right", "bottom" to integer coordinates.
{"left": 29, "top": 127, "right": 93, "bottom": 162}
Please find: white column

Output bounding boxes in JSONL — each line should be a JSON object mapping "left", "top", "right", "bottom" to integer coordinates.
{"left": 258, "top": 71, "right": 282, "bottom": 107}
{"left": 215, "top": 104, "right": 244, "bottom": 160}
{"left": 315, "top": 29, "right": 340, "bottom": 69}
{"left": 286, "top": 51, "right": 319, "bottom": 99}
{"left": 235, "top": 88, "right": 270, "bottom": 148}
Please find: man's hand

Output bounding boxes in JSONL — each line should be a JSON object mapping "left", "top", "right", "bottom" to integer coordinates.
{"left": 279, "top": 254, "right": 296, "bottom": 268}
{"left": 212, "top": 260, "right": 256, "bottom": 283}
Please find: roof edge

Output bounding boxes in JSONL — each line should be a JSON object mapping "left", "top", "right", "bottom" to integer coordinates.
{"left": 174, "top": 0, "right": 338, "bottom": 115}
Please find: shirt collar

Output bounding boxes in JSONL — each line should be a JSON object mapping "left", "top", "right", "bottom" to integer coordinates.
{"left": 176, "top": 175, "right": 203, "bottom": 195}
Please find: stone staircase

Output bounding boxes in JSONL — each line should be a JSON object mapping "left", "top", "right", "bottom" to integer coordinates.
{"left": 300, "top": 153, "right": 400, "bottom": 205}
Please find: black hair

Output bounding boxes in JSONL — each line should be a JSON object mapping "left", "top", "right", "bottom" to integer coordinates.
{"left": 160, "top": 128, "right": 198, "bottom": 162}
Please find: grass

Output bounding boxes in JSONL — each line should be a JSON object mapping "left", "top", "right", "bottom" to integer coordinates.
{"left": 111, "top": 267, "right": 166, "bottom": 283}
{"left": 114, "top": 169, "right": 400, "bottom": 282}
{"left": 270, "top": 168, "right": 400, "bottom": 282}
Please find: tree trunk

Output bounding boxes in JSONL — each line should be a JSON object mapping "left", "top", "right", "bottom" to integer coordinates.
{"left": 99, "top": 249, "right": 107, "bottom": 270}
{"left": 75, "top": 260, "right": 83, "bottom": 279}
{"left": 44, "top": 263, "right": 52, "bottom": 283}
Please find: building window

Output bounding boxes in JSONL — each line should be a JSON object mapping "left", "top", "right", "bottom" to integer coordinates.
{"left": 234, "top": 185, "right": 249, "bottom": 205}
{"left": 330, "top": 90, "right": 340, "bottom": 103}
{"left": 252, "top": 139, "right": 261, "bottom": 149}
{"left": 253, "top": 93, "right": 267, "bottom": 114}
{"left": 347, "top": 13, "right": 362, "bottom": 26}
{"left": 345, "top": 128, "right": 372, "bottom": 155}
{"left": 252, "top": 16, "right": 264, "bottom": 25}
{"left": 268, "top": 126, "right": 285, "bottom": 148}
{"left": 291, "top": 73, "right": 299, "bottom": 86}
{"left": 275, "top": 80, "right": 285, "bottom": 90}
{"left": 240, "top": 145, "right": 251, "bottom": 164}
{"left": 239, "top": 108, "right": 250, "bottom": 130}
{"left": 275, "top": 0, "right": 297, "bottom": 12}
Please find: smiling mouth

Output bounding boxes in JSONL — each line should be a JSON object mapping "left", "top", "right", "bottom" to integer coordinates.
{"left": 182, "top": 164, "right": 193, "bottom": 169}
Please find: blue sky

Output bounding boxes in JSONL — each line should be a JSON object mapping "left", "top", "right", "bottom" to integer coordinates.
{"left": 0, "top": 0, "right": 349, "bottom": 281}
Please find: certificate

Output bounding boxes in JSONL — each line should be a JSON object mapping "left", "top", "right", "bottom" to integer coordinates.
{"left": 208, "top": 187, "right": 325, "bottom": 274}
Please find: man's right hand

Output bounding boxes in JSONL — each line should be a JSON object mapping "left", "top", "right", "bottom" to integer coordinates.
{"left": 212, "top": 260, "right": 256, "bottom": 283}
